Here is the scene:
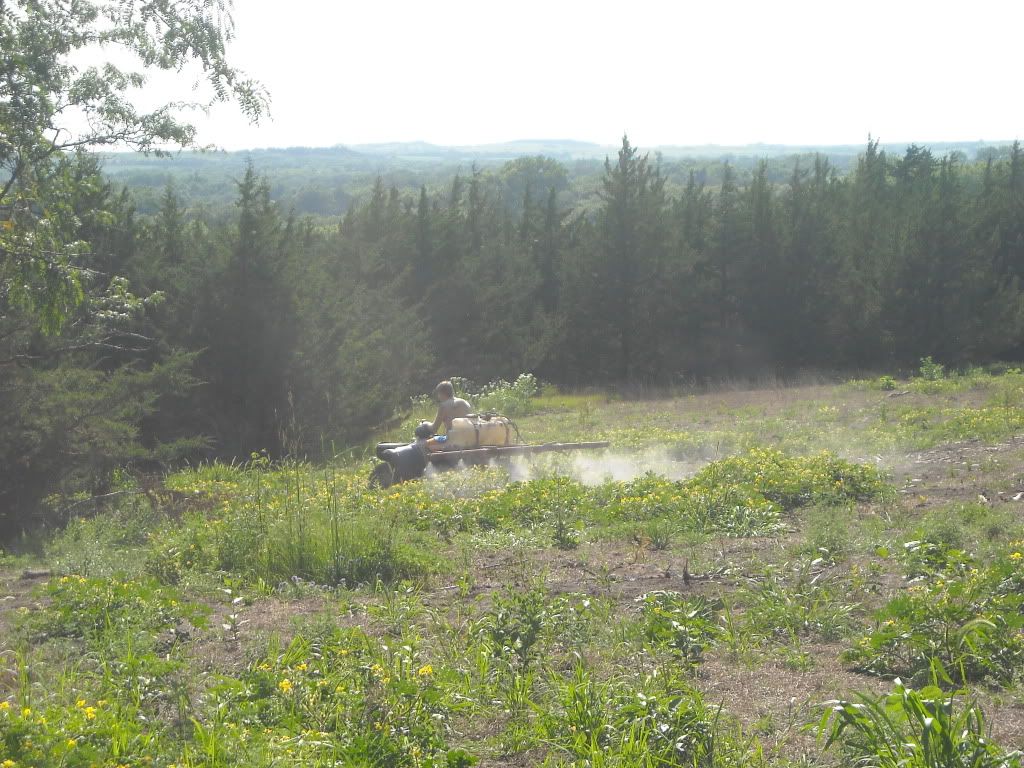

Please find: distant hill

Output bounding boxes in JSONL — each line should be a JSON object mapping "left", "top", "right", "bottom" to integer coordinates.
{"left": 98, "top": 138, "right": 1018, "bottom": 216}
{"left": 650, "top": 140, "right": 1011, "bottom": 159}
{"left": 348, "top": 138, "right": 1013, "bottom": 162}
{"left": 351, "top": 139, "right": 611, "bottom": 161}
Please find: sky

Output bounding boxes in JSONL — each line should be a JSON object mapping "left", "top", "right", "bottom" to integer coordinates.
{"left": 146, "top": 0, "right": 1024, "bottom": 151}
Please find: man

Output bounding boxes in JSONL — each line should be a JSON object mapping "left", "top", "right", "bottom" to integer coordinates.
{"left": 427, "top": 380, "right": 472, "bottom": 451}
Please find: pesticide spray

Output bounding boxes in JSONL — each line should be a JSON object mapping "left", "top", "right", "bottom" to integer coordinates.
{"left": 420, "top": 445, "right": 715, "bottom": 499}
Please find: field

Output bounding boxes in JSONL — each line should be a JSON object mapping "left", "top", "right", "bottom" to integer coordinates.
{"left": 3, "top": 368, "right": 1024, "bottom": 767}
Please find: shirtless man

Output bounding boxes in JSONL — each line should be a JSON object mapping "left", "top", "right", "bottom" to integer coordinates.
{"left": 427, "top": 380, "right": 472, "bottom": 451}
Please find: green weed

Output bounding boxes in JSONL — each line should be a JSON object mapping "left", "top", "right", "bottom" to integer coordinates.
{"left": 637, "top": 591, "right": 722, "bottom": 663}
{"left": 740, "top": 565, "right": 860, "bottom": 644}
{"left": 818, "top": 668, "right": 1023, "bottom": 768}
{"left": 20, "top": 575, "right": 207, "bottom": 645}
{"left": 844, "top": 544, "right": 1024, "bottom": 686}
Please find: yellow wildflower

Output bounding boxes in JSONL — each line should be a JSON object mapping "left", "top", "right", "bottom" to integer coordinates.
{"left": 296, "top": 662, "right": 307, "bottom": 671}
{"left": 85, "top": 706, "right": 97, "bottom": 719}
{"left": 0, "top": 701, "right": 9, "bottom": 711}
{"left": 417, "top": 664, "right": 433, "bottom": 677}
{"left": 76, "top": 699, "right": 86, "bottom": 708}
{"left": 20, "top": 707, "right": 30, "bottom": 718}
{"left": 66, "top": 739, "right": 77, "bottom": 748}
{"left": 1011, "top": 551, "right": 1023, "bottom": 561}
{"left": 278, "top": 679, "right": 293, "bottom": 693}
{"left": 2, "top": 759, "right": 15, "bottom": 767}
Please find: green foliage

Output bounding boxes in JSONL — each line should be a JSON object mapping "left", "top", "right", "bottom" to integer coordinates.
{"left": 687, "top": 447, "right": 892, "bottom": 510}
{"left": 843, "top": 542, "right": 1024, "bottom": 686}
{"left": 740, "top": 565, "right": 860, "bottom": 644}
{"left": 874, "top": 402, "right": 1024, "bottom": 449}
{"left": 551, "top": 504, "right": 582, "bottom": 549}
{"left": 472, "top": 373, "right": 539, "bottom": 417}
{"left": 483, "top": 587, "right": 549, "bottom": 666}
{"left": 0, "top": 0, "right": 264, "bottom": 535}
{"left": 818, "top": 671, "right": 1023, "bottom": 768}
{"left": 15, "top": 131, "right": 1024, "bottom": 538}
{"left": 9, "top": 377, "right": 1024, "bottom": 768}
{"left": 0, "top": 353, "right": 202, "bottom": 536}
{"left": 39, "top": 448, "right": 890, "bottom": 591}
{"left": 0, "top": 693, "right": 179, "bottom": 768}
{"left": 919, "top": 356, "right": 946, "bottom": 381}
{"left": 157, "top": 462, "right": 437, "bottom": 587}
{"left": 20, "top": 574, "right": 207, "bottom": 646}
{"left": 637, "top": 591, "right": 722, "bottom": 662}
{"left": 536, "top": 662, "right": 725, "bottom": 767}
{"left": 0, "top": 0, "right": 265, "bottom": 333}
{"left": 199, "top": 627, "right": 462, "bottom": 766}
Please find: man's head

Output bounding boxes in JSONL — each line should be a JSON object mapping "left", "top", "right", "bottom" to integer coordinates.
{"left": 434, "top": 380, "right": 455, "bottom": 401}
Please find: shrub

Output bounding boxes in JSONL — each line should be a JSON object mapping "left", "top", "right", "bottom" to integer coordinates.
{"left": 464, "top": 373, "right": 539, "bottom": 418}
{"left": 919, "top": 356, "right": 946, "bottom": 381}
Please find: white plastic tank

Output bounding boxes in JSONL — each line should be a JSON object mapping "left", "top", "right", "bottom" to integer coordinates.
{"left": 447, "top": 416, "right": 513, "bottom": 449}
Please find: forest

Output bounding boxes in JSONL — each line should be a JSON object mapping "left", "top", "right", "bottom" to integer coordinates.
{"left": 4, "top": 133, "right": 1024, "bottom": 535}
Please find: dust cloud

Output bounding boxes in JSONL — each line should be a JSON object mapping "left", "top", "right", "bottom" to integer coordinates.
{"left": 506, "top": 447, "right": 707, "bottom": 485}
{"left": 419, "top": 447, "right": 710, "bottom": 498}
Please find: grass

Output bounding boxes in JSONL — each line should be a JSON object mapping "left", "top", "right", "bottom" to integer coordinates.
{"left": 5, "top": 367, "right": 1024, "bottom": 766}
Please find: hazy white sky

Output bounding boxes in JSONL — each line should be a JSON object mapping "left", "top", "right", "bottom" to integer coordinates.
{"left": 169, "top": 0, "right": 1022, "bottom": 150}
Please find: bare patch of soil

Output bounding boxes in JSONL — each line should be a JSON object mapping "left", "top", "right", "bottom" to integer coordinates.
{"left": 700, "top": 645, "right": 891, "bottom": 760}
{"left": 890, "top": 435, "right": 1024, "bottom": 508}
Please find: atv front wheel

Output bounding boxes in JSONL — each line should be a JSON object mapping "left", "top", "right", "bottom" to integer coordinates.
{"left": 369, "top": 461, "right": 395, "bottom": 489}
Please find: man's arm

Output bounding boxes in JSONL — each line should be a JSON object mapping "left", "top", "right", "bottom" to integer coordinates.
{"left": 431, "top": 407, "right": 443, "bottom": 434}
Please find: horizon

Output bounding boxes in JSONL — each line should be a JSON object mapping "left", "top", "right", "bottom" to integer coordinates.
{"left": 112, "top": 0, "right": 1024, "bottom": 153}
{"left": 108, "top": 135, "right": 1020, "bottom": 157}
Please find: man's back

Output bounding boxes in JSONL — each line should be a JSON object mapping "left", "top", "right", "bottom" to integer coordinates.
{"left": 436, "top": 396, "right": 472, "bottom": 432}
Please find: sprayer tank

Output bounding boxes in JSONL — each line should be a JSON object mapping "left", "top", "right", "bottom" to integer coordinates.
{"left": 447, "top": 416, "right": 514, "bottom": 449}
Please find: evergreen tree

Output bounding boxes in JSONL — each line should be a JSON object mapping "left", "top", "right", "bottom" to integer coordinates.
{"left": 836, "top": 138, "right": 897, "bottom": 365}
{"left": 204, "top": 164, "right": 296, "bottom": 457}
{"left": 414, "top": 186, "right": 434, "bottom": 294}
{"left": 537, "top": 187, "right": 563, "bottom": 314}
{"left": 694, "top": 162, "right": 749, "bottom": 372}
{"left": 592, "top": 135, "right": 668, "bottom": 382}
{"left": 776, "top": 156, "right": 841, "bottom": 365}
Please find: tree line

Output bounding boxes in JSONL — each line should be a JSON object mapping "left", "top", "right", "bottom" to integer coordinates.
{"left": 4, "top": 135, "right": 1024, "bottom": 535}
